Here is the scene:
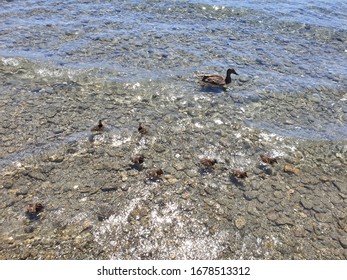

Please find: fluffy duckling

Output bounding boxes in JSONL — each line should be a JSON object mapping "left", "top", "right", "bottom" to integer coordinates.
{"left": 131, "top": 154, "right": 145, "bottom": 165}
{"left": 26, "top": 203, "right": 44, "bottom": 214}
{"left": 147, "top": 168, "right": 163, "bottom": 180}
{"left": 200, "top": 158, "right": 217, "bottom": 167}
{"left": 138, "top": 123, "right": 148, "bottom": 135}
{"left": 260, "top": 154, "right": 278, "bottom": 165}
{"left": 231, "top": 169, "right": 248, "bottom": 179}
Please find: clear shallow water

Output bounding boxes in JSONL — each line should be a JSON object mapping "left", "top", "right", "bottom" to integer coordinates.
{"left": 0, "top": 0, "right": 346, "bottom": 170}
{"left": 1, "top": 0, "right": 347, "bottom": 260}
{"left": 1, "top": 1, "right": 346, "bottom": 140}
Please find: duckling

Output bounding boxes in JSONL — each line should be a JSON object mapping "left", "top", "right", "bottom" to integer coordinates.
{"left": 200, "top": 158, "right": 217, "bottom": 167}
{"left": 260, "top": 154, "right": 278, "bottom": 165}
{"left": 131, "top": 154, "right": 145, "bottom": 165}
{"left": 147, "top": 168, "right": 163, "bottom": 180}
{"left": 201, "top": 68, "right": 238, "bottom": 86}
{"left": 26, "top": 203, "right": 44, "bottom": 214}
{"left": 91, "top": 119, "right": 104, "bottom": 132}
{"left": 138, "top": 122, "right": 148, "bottom": 135}
{"left": 231, "top": 170, "right": 248, "bottom": 179}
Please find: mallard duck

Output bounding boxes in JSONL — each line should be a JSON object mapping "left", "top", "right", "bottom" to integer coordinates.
{"left": 91, "top": 120, "right": 104, "bottom": 132}
{"left": 201, "top": 68, "right": 238, "bottom": 86}
{"left": 260, "top": 154, "right": 278, "bottom": 165}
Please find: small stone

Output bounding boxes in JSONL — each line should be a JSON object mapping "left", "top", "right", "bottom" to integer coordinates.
{"left": 267, "top": 211, "right": 278, "bottom": 221}
{"left": 153, "top": 143, "right": 166, "bottom": 153}
{"left": 292, "top": 226, "right": 306, "bottom": 237}
{"left": 3, "top": 180, "right": 14, "bottom": 189}
{"left": 16, "top": 186, "right": 29, "bottom": 196}
{"left": 120, "top": 184, "right": 129, "bottom": 191}
{"left": 243, "top": 191, "right": 258, "bottom": 201}
{"left": 24, "top": 226, "right": 35, "bottom": 233}
{"left": 274, "top": 215, "right": 294, "bottom": 226}
{"left": 185, "top": 169, "right": 198, "bottom": 178}
{"left": 315, "top": 212, "right": 333, "bottom": 223}
{"left": 101, "top": 186, "right": 117, "bottom": 192}
{"left": 333, "top": 181, "right": 347, "bottom": 194}
{"left": 339, "top": 237, "right": 347, "bottom": 249}
{"left": 312, "top": 204, "right": 328, "bottom": 213}
{"left": 173, "top": 162, "right": 185, "bottom": 171}
{"left": 283, "top": 164, "right": 301, "bottom": 176}
{"left": 319, "top": 176, "right": 332, "bottom": 182}
{"left": 273, "top": 190, "right": 284, "bottom": 199}
{"left": 300, "top": 198, "right": 313, "bottom": 210}
{"left": 308, "top": 93, "right": 321, "bottom": 103}
{"left": 181, "top": 192, "right": 190, "bottom": 200}
{"left": 257, "top": 193, "right": 267, "bottom": 203}
{"left": 166, "top": 176, "right": 178, "bottom": 185}
{"left": 234, "top": 216, "right": 246, "bottom": 230}
{"left": 28, "top": 171, "right": 46, "bottom": 181}
{"left": 120, "top": 172, "right": 128, "bottom": 182}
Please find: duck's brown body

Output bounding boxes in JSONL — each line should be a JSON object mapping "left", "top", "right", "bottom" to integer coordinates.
{"left": 201, "top": 68, "right": 238, "bottom": 86}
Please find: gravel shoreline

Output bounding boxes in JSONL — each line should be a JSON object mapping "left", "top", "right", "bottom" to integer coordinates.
{"left": 1, "top": 75, "right": 346, "bottom": 259}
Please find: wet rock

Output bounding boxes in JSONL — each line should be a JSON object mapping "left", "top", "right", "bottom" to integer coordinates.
{"left": 173, "top": 162, "right": 186, "bottom": 172}
{"left": 153, "top": 143, "right": 166, "bottom": 153}
{"left": 333, "top": 181, "right": 347, "bottom": 194}
{"left": 273, "top": 190, "right": 284, "bottom": 199}
{"left": 274, "top": 215, "right": 294, "bottom": 226}
{"left": 120, "top": 172, "right": 128, "bottom": 182}
{"left": 267, "top": 211, "right": 278, "bottom": 222}
{"left": 2, "top": 180, "right": 14, "bottom": 189}
{"left": 247, "top": 204, "right": 261, "bottom": 217}
{"left": 292, "top": 226, "right": 307, "bottom": 237}
{"left": 339, "top": 237, "right": 347, "bottom": 249}
{"left": 120, "top": 184, "right": 129, "bottom": 191}
{"left": 308, "top": 93, "right": 321, "bottom": 103}
{"left": 283, "top": 164, "right": 301, "bottom": 175}
{"left": 300, "top": 198, "right": 313, "bottom": 210}
{"left": 312, "top": 204, "right": 328, "bottom": 213}
{"left": 165, "top": 175, "right": 178, "bottom": 185}
{"left": 16, "top": 186, "right": 29, "bottom": 196}
{"left": 28, "top": 171, "right": 46, "bottom": 181}
{"left": 243, "top": 190, "right": 258, "bottom": 201}
{"left": 234, "top": 216, "right": 246, "bottom": 230}
{"left": 100, "top": 186, "right": 117, "bottom": 192}
{"left": 24, "top": 225, "right": 35, "bottom": 233}
{"left": 130, "top": 206, "right": 149, "bottom": 221}
{"left": 185, "top": 169, "right": 199, "bottom": 178}
{"left": 315, "top": 212, "right": 333, "bottom": 223}
{"left": 96, "top": 206, "right": 114, "bottom": 222}
{"left": 257, "top": 193, "right": 268, "bottom": 203}
{"left": 300, "top": 176, "right": 320, "bottom": 186}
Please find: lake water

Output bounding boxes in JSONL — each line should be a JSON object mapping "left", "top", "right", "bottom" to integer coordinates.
{"left": 0, "top": 0, "right": 346, "bottom": 260}
{"left": 1, "top": 0, "right": 346, "bottom": 140}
